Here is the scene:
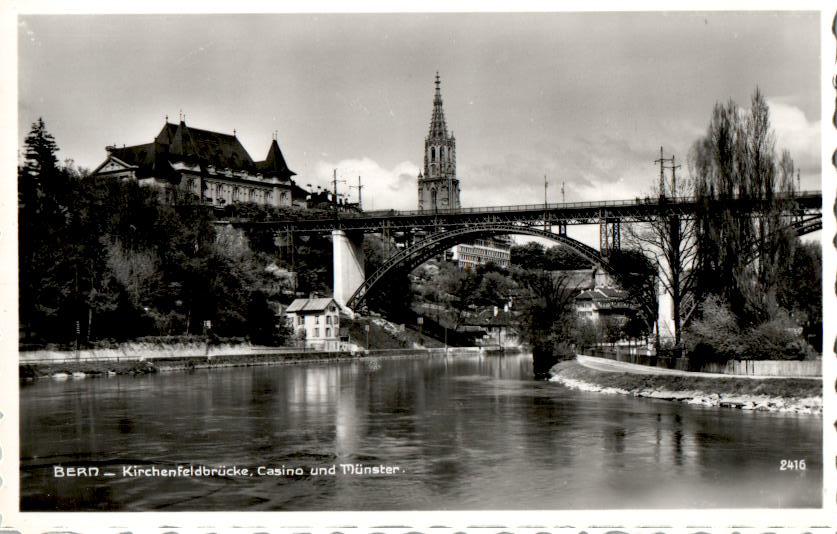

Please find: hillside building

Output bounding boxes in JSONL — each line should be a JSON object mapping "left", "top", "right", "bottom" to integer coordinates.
{"left": 575, "top": 286, "right": 634, "bottom": 324}
{"left": 284, "top": 297, "right": 341, "bottom": 350}
{"left": 450, "top": 237, "right": 512, "bottom": 269}
{"left": 91, "top": 119, "right": 308, "bottom": 209}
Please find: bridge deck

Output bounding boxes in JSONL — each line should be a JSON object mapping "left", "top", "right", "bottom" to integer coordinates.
{"left": 224, "top": 191, "right": 822, "bottom": 234}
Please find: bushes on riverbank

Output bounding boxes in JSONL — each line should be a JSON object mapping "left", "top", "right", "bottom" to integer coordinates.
{"left": 684, "top": 297, "right": 818, "bottom": 366}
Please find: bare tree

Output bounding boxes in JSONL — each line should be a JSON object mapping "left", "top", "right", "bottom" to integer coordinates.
{"left": 627, "top": 155, "right": 699, "bottom": 348}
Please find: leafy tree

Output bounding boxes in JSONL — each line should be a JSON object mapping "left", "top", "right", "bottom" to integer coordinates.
{"left": 606, "top": 248, "right": 658, "bottom": 342}
{"left": 510, "top": 242, "right": 546, "bottom": 269}
{"left": 776, "top": 241, "right": 822, "bottom": 351}
{"left": 439, "top": 261, "right": 478, "bottom": 328}
{"left": 689, "top": 88, "right": 796, "bottom": 325}
{"left": 544, "top": 244, "right": 592, "bottom": 270}
{"left": 515, "top": 270, "right": 578, "bottom": 359}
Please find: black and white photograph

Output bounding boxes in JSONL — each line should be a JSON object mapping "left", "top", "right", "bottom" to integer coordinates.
{"left": 2, "top": 2, "right": 835, "bottom": 530}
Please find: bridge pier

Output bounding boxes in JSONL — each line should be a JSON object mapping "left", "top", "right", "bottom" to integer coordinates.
{"left": 656, "top": 275, "right": 675, "bottom": 343}
{"left": 333, "top": 230, "right": 365, "bottom": 310}
{"left": 599, "top": 214, "right": 621, "bottom": 255}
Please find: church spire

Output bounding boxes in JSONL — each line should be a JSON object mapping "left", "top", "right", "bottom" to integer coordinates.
{"left": 418, "top": 72, "right": 460, "bottom": 211}
{"left": 429, "top": 71, "right": 448, "bottom": 139}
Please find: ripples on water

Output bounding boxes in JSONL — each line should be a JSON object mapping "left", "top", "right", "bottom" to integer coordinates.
{"left": 20, "top": 353, "right": 821, "bottom": 510}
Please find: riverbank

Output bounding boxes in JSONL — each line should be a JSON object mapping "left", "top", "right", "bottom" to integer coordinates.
{"left": 549, "top": 360, "right": 822, "bottom": 415}
{"left": 19, "top": 344, "right": 519, "bottom": 381}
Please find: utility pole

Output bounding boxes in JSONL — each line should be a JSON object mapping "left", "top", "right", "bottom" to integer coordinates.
{"left": 654, "top": 147, "right": 680, "bottom": 198}
{"left": 655, "top": 146, "right": 667, "bottom": 197}
{"left": 332, "top": 169, "right": 346, "bottom": 218}
{"left": 543, "top": 174, "right": 549, "bottom": 231}
{"left": 561, "top": 180, "right": 565, "bottom": 203}
{"left": 350, "top": 176, "right": 363, "bottom": 211}
{"left": 669, "top": 155, "right": 681, "bottom": 198}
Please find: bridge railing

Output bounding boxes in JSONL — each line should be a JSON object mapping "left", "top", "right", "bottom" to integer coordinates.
{"left": 222, "top": 190, "right": 821, "bottom": 228}
{"left": 355, "top": 190, "right": 821, "bottom": 219}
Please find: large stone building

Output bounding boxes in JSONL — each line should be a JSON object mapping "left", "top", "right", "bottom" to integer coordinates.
{"left": 417, "top": 73, "right": 460, "bottom": 212}
{"left": 91, "top": 119, "right": 308, "bottom": 209}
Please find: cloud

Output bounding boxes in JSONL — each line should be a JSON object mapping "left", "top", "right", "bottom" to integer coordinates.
{"left": 458, "top": 135, "right": 668, "bottom": 208}
{"left": 767, "top": 99, "right": 820, "bottom": 175}
{"left": 312, "top": 158, "right": 419, "bottom": 210}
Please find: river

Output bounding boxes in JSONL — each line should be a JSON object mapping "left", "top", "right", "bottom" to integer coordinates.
{"left": 20, "top": 352, "right": 821, "bottom": 511}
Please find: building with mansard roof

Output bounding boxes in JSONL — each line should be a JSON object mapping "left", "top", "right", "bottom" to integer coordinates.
{"left": 91, "top": 119, "right": 308, "bottom": 209}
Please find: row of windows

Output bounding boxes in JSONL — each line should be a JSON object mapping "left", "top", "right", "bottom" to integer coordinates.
{"left": 457, "top": 254, "right": 510, "bottom": 267}
{"left": 294, "top": 315, "right": 339, "bottom": 326}
{"left": 302, "top": 327, "right": 336, "bottom": 339}
{"left": 458, "top": 248, "right": 510, "bottom": 260}
{"left": 184, "top": 178, "right": 292, "bottom": 207}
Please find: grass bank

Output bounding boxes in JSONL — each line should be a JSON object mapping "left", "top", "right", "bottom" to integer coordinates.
{"left": 549, "top": 361, "right": 822, "bottom": 415}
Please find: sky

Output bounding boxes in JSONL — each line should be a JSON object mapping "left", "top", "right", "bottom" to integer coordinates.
{"left": 15, "top": 11, "right": 823, "bottom": 246}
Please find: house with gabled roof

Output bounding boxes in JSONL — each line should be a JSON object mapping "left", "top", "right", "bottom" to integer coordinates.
{"left": 575, "top": 286, "right": 635, "bottom": 324}
{"left": 284, "top": 297, "right": 342, "bottom": 350}
{"left": 91, "top": 119, "right": 308, "bottom": 209}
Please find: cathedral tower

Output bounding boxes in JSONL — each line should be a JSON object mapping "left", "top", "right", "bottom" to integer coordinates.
{"left": 418, "top": 72, "right": 460, "bottom": 211}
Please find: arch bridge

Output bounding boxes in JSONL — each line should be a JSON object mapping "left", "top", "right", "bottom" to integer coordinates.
{"left": 224, "top": 191, "right": 822, "bottom": 332}
{"left": 346, "top": 222, "right": 613, "bottom": 310}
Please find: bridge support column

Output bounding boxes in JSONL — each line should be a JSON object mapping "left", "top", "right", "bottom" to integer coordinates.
{"left": 656, "top": 270, "right": 675, "bottom": 345}
{"left": 598, "top": 214, "right": 621, "bottom": 256}
{"left": 333, "top": 230, "right": 365, "bottom": 310}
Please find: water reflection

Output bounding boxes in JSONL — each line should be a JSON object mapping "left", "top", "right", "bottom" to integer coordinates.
{"left": 20, "top": 353, "right": 821, "bottom": 510}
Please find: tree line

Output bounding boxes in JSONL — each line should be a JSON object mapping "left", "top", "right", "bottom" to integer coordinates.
{"left": 632, "top": 89, "right": 821, "bottom": 361}
{"left": 19, "top": 118, "right": 292, "bottom": 348}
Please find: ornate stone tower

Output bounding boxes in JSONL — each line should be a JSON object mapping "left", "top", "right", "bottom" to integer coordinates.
{"left": 418, "top": 72, "right": 460, "bottom": 211}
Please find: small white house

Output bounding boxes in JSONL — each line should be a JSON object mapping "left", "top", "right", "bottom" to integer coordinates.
{"left": 285, "top": 298, "right": 341, "bottom": 350}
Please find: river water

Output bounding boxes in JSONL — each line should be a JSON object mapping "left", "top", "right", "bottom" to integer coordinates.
{"left": 20, "top": 353, "right": 821, "bottom": 511}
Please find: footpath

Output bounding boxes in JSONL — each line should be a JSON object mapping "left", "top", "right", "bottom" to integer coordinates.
{"left": 549, "top": 355, "right": 822, "bottom": 415}
{"left": 576, "top": 354, "right": 821, "bottom": 380}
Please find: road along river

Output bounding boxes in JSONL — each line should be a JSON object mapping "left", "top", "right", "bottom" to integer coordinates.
{"left": 20, "top": 352, "right": 821, "bottom": 510}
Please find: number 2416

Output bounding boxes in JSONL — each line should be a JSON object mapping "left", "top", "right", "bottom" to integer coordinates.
{"left": 779, "top": 459, "right": 806, "bottom": 471}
